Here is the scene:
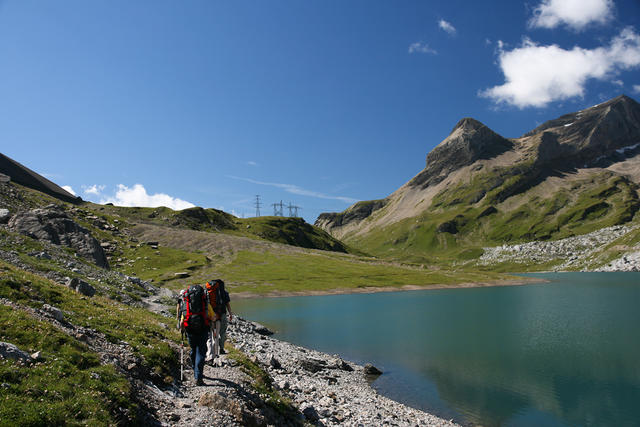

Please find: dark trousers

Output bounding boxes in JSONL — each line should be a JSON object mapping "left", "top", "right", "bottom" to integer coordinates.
{"left": 187, "top": 329, "right": 208, "bottom": 381}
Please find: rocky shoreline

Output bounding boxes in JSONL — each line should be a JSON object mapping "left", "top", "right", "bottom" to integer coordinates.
{"left": 159, "top": 316, "right": 460, "bottom": 427}
{"left": 227, "top": 317, "right": 460, "bottom": 427}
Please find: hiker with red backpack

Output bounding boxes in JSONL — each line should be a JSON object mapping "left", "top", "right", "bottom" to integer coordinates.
{"left": 205, "top": 279, "right": 233, "bottom": 361}
{"left": 177, "top": 285, "right": 214, "bottom": 386}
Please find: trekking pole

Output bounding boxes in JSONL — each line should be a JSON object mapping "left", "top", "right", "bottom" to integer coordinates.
{"left": 180, "top": 330, "right": 184, "bottom": 381}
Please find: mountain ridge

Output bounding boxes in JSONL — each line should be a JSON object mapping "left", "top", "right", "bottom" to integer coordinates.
{"left": 315, "top": 94, "right": 640, "bottom": 267}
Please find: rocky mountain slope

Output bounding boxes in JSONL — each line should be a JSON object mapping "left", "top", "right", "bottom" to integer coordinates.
{"left": 316, "top": 95, "right": 640, "bottom": 270}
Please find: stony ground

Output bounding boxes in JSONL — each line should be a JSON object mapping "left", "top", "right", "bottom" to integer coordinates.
{"left": 478, "top": 224, "right": 640, "bottom": 272}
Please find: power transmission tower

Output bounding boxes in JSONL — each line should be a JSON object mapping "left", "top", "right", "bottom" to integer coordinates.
{"left": 272, "top": 200, "right": 284, "bottom": 216}
{"left": 254, "top": 195, "right": 262, "bottom": 217}
{"left": 287, "top": 202, "right": 302, "bottom": 217}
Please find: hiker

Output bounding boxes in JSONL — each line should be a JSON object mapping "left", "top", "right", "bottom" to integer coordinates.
{"left": 205, "top": 279, "right": 233, "bottom": 360}
{"left": 177, "top": 285, "right": 213, "bottom": 386}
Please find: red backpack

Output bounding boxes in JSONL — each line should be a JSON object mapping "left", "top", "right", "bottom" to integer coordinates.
{"left": 181, "top": 285, "right": 209, "bottom": 333}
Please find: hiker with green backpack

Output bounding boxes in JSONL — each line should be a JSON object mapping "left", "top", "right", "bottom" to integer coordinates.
{"left": 177, "top": 285, "right": 214, "bottom": 386}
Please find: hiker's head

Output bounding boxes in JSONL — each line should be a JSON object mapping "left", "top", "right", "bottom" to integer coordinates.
{"left": 206, "top": 279, "right": 224, "bottom": 290}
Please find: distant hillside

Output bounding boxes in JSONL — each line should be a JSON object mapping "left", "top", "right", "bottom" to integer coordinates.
{"left": 316, "top": 95, "right": 640, "bottom": 268}
{"left": 93, "top": 204, "right": 354, "bottom": 254}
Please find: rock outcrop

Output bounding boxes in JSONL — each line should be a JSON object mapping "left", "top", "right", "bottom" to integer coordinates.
{"left": 315, "top": 199, "right": 387, "bottom": 234}
{"left": 8, "top": 206, "right": 109, "bottom": 268}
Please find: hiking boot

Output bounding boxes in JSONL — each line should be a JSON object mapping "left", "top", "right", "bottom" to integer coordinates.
{"left": 196, "top": 378, "right": 204, "bottom": 386}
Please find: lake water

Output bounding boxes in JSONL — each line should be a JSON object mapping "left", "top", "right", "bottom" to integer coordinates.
{"left": 233, "top": 273, "right": 640, "bottom": 427}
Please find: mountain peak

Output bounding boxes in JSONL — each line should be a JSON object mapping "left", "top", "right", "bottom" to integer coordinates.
{"left": 409, "top": 118, "right": 512, "bottom": 188}
{"left": 451, "top": 117, "right": 487, "bottom": 133}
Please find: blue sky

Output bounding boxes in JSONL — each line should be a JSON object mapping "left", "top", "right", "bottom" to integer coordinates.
{"left": 1, "top": 0, "right": 639, "bottom": 223}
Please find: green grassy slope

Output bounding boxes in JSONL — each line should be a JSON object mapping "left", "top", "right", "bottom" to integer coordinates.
{"left": 0, "top": 261, "right": 179, "bottom": 425}
{"left": 88, "top": 203, "right": 357, "bottom": 254}
{"left": 345, "top": 169, "right": 640, "bottom": 266}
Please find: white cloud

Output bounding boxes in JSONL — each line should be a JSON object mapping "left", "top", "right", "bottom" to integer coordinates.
{"left": 480, "top": 28, "right": 640, "bottom": 108}
{"left": 612, "top": 79, "right": 624, "bottom": 87}
{"left": 228, "top": 176, "right": 359, "bottom": 204}
{"left": 62, "top": 185, "right": 76, "bottom": 196}
{"left": 99, "top": 184, "right": 195, "bottom": 210}
{"left": 633, "top": 84, "right": 640, "bottom": 94}
{"left": 529, "top": 0, "right": 614, "bottom": 31}
{"left": 438, "top": 19, "right": 456, "bottom": 35}
{"left": 83, "top": 184, "right": 105, "bottom": 195}
{"left": 408, "top": 42, "right": 437, "bottom": 54}
{"left": 247, "top": 161, "right": 258, "bottom": 166}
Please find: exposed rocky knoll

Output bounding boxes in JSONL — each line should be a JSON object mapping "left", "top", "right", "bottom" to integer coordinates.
{"left": 7, "top": 205, "right": 110, "bottom": 268}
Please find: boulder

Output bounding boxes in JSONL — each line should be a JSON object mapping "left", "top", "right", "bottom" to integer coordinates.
{"left": 0, "top": 342, "right": 32, "bottom": 362}
{"left": 0, "top": 208, "right": 10, "bottom": 224}
{"left": 364, "top": 363, "right": 383, "bottom": 376}
{"left": 334, "top": 358, "right": 354, "bottom": 372}
{"left": 41, "top": 304, "right": 64, "bottom": 322}
{"left": 300, "top": 357, "right": 326, "bottom": 373}
{"left": 251, "top": 322, "right": 274, "bottom": 336}
{"left": 65, "top": 277, "right": 96, "bottom": 297}
{"left": 268, "top": 354, "right": 281, "bottom": 369}
{"left": 302, "top": 405, "right": 320, "bottom": 422}
{"left": 8, "top": 207, "right": 109, "bottom": 268}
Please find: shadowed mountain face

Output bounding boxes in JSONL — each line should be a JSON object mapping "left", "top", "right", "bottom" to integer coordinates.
{"left": 409, "top": 117, "right": 514, "bottom": 189}
{"left": 315, "top": 95, "right": 640, "bottom": 260}
{"left": 0, "top": 153, "right": 81, "bottom": 204}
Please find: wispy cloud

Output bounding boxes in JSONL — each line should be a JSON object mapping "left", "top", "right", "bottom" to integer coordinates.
{"left": 408, "top": 42, "right": 437, "bottom": 54}
{"left": 228, "top": 176, "right": 359, "bottom": 204}
{"left": 99, "top": 184, "right": 195, "bottom": 210}
{"left": 438, "top": 19, "right": 456, "bottom": 35}
{"left": 633, "top": 84, "right": 640, "bottom": 94}
{"left": 247, "top": 161, "right": 258, "bottom": 166}
{"left": 529, "top": 0, "right": 614, "bottom": 31}
{"left": 480, "top": 28, "right": 640, "bottom": 108}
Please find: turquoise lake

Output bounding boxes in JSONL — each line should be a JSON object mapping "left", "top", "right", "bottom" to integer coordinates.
{"left": 233, "top": 272, "right": 640, "bottom": 427}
